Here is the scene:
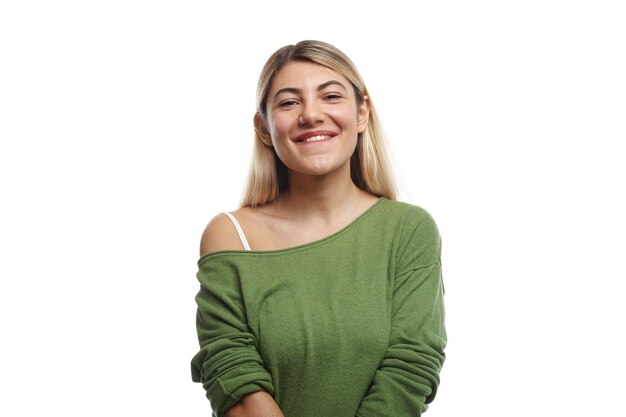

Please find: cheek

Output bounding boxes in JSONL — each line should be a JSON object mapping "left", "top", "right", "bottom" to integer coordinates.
{"left": 329, "top": 107, "right": 359, "bottom": 130}
{"left": 269, "top": 114, "right": 294, "bottom": 140}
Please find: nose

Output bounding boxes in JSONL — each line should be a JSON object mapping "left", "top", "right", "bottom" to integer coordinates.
{"left": 299, "top": 99, "right": 325, "bottom": 126}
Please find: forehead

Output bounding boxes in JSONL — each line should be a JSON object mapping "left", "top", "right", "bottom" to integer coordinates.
{"left": 270, "top": 61, "right": 350, "bottom": 92}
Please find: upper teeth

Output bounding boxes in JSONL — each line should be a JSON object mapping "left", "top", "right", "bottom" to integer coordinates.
{"left": 302, "top": 135, "right": 332, "bottom": 142}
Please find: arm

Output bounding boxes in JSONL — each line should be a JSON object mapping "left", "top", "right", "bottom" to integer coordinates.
{"left": 192, "top": 215, "right": 281, "bottom": 417}
{"left": 356, "top": 208, "right": 447, "bottom": 416}
{"left": 224, "top": 391, "right": 285, "bottom": 417}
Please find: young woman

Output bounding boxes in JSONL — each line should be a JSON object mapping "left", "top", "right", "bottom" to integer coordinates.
{"left": 191, "top": 40, "right": 446, "bottom": 417}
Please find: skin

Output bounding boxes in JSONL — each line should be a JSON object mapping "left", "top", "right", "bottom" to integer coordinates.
{"left": 224, "top": 391, "right": 285, "bottom": 417}
{"left": 201, "top": 61, "right": 380, "bottom": 416}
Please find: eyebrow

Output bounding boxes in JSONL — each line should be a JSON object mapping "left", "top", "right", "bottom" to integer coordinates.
{"left": 273, "top": 80, "right": 348, "bottom": 100}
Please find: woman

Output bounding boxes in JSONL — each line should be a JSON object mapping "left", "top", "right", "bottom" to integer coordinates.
{"left": 191, "top": 40, "right": 446, "bottom": 417}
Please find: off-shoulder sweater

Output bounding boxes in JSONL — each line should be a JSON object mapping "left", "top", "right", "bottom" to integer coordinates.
{"left": 191, "top": 198, "right": 446, "bottom": 417}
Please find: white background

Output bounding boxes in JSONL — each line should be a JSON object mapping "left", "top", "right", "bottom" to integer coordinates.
{"left": 1, "top": 1, "right": 624, "bottom": 416}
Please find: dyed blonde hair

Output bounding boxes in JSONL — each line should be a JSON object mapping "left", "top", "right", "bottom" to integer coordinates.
{"left": 242, "top": 40, "right": 397, "bottom": 207}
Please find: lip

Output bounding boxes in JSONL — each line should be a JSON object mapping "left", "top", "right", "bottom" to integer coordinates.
{"left": 292, "top": 130, "right": 338, "bottom": 142}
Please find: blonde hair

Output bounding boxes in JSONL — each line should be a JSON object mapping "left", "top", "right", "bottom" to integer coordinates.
{"left": 242, "top": 40, "right": 397, "bottom": 207}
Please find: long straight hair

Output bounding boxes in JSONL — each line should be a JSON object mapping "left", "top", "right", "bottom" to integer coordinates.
{"left": 241, "top": 40, "right": 397, "bottom": 207}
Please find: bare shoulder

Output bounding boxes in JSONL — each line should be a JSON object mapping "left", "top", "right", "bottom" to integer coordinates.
{"left": 199, "top": 212, "right": 246, "bottom": 256}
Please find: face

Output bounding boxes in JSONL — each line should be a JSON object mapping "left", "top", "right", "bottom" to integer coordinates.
{"left": 256, "top": 61, "right": 369, "bottom": 178}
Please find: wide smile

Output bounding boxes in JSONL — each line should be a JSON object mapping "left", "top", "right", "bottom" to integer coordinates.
{"left": 292, "top": 130, "right": 338, "bottom": 144}
{"left": 299, "top": 134, "right": 333, "bottom": 143}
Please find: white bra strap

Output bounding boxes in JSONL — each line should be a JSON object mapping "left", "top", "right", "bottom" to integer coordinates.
{"left": 221, "top": 212, "right": 251, "bottom": 251}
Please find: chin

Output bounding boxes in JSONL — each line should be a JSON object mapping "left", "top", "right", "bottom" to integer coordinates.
{"left": 286, "top": 157, "right": 351, "bottom": 177}
{"left": 305, "top": 164, "right": 346, "bottom": 177}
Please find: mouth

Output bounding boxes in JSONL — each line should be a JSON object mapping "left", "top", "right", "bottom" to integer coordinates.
{"left": 293, "top": 131, "right": 338, "bottom": 143}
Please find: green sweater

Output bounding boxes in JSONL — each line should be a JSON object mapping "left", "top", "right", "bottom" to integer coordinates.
{"left": 191, "top": 198, "right": 446, "bottom": 417}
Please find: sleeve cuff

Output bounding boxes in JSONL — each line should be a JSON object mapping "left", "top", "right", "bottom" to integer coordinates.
{"left": 205, "top": 367, "right": 275, "bottom": 417}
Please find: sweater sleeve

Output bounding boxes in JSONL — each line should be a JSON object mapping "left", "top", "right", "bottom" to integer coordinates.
{"left": 191, "top": 256, "right": 275, "bottom": 417}
{"left": 355, "top": 207, "right": 447, "bottom": 416}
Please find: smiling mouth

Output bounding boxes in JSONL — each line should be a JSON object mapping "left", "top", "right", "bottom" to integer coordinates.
{"left": 297, "top": 135, "right": 334, "bottom": 143}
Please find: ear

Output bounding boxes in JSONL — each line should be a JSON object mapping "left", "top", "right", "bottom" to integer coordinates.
{"left": 357, "top": 95, "right": 370, "bottom": 134}
{"left": 254, "top": 113, "right": 273, "bottom": 147}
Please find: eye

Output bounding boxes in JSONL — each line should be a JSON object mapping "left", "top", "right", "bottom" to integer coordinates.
{"left": 323, "top": 94, "right": 342, "bottom": 101}
{"left": 279, "top": 99, "right": 299, "bottom": 108}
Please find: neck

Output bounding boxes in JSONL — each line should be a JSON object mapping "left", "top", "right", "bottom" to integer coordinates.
{"left": 276, "top": 164, "right": 367, "bottom": 220}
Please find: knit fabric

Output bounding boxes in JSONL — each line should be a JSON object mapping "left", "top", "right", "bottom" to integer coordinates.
{"left": 191, "top": 198, "right": 446, "bottom": 417}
